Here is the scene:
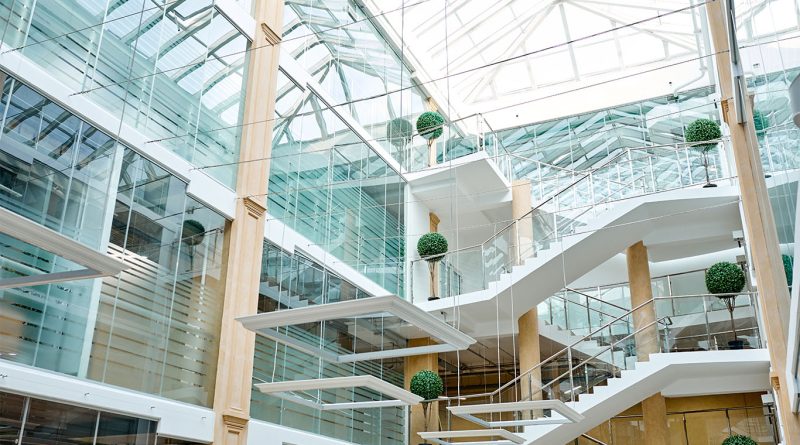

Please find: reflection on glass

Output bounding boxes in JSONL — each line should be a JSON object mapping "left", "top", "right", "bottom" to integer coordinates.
{"left": 22, "top": 399, "right": 98, "bottom": 445}
{"left": 0, "top": 392, "right": 25, "bottom": 445}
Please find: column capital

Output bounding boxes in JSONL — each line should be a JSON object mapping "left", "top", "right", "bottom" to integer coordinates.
{"left": 242, "top": 197, "right": 267, "bottom": 218}
{"left": 260, "top": 23, "right": 282, "bottom": 45}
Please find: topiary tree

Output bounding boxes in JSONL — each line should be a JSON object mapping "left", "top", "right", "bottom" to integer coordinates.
{"left": 721, "top": 434, "right": 757, "bottom": 445}
{"left": 417, "top": 112, "right": 445, "bottom": 166}
{"left": 418, "top": 232, "right": 448, "bottom": 300}
{"left": 182, "top": 219, "right": 206, "bottom": 246}
{"left": 386, "top": 118, "right": 414, "bottom": 167}
{"left": 783, "top": 254, "right": 793, "bottom": 287}
{"left": 705, "top": 261, "right": 746, "bottom": 348}
{"left": 686, "top": 118, "right": 722, "bottom": 188}
{"left": 410, "top": 370, "right": 444, "bottom": 434}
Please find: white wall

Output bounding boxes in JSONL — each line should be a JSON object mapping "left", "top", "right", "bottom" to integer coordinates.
{"left": 248, "top": 419, "right": 357, "bottom": 445}
{"left": 0, "top": 360, "right": 214, "bottom": 442}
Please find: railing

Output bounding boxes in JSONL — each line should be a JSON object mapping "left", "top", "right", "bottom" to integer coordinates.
{"left": 436, "top": 292, "right": 762, "bottom": 429}
{"left": 402, "top": 113, "right": 513, "bottom": 181}
{"left": 412, "top": 144, "right": 725, "bottom": 301}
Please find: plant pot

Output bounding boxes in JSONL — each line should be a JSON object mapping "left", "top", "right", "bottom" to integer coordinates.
{"left": 428, "top": 296, "right": 439, "bottom": 301}
{"left": 728, "top": 340, "right": 744, "bottom": 350}
{"left": 703, "top": 182, "right": 718, "bottom": 188}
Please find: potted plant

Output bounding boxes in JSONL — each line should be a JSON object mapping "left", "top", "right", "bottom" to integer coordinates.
{"left": 721, "top": 434, "right": 757, "bottom": 445}
{"left": 386, "top": 118, "right": 413, "bottom": 166}
{"left": 705, "top": 261, "right": 747, "bottom": 349}
{"left": 182, "top": 219, "right": 206, "bottom": 246}
{"left": 685, "top": 118, "right": 722, "bottom": 188}
{"left": 417, "top": 111, "right": 445, "bottom": 166}
{"left": 417, "top": 232, "right": 448, "bottom": 300}
{"left": 410, "top": 369, "right": 444, "bottom": 440}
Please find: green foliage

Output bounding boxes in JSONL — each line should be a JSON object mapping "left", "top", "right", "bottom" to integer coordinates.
{"left": 386, "top": 118, "right": 413, "bottom": 148}
{"left": 416, "top": 111, "right": 445, "bottom": 140}
{"left": 783, "top": 254, "right": 793, "bottom": 287}
{"left": 182, "top": 219, "right": 206, "bottom": 246}
{"left": 705, "top": 261, "right": 746, "bottom": 295}
{"left": 686, "top": 118, "right": 722, "bottom": 152}
{"left": 410, "top": 370, "right": 444, "bottom": 401}
{"left": 417, "top": 232, "right": 448, "bottom": 262}
{"left": 721, "top": 434, "right": 757, "bottom": 445}
{"left": 753, "top": 109, "right": 769, "bottom": 134}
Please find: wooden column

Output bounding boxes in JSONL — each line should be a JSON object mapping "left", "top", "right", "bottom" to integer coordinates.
{"left": 518, "top": 309, "right": 542, "bottom": 406}
{"left": 211, "top": 3, "right": 284, "bottom": 445}
{"left": 626, "top": 241, "right": 668, "bottom": 445}
{"left": 511, "top": 179, "right": 533, "bottom": 265}
{"left": 706, "top": 1, "right": 800, "bottom": 440}
{"left": 405, "top": 338, "right": 440, "bottom": 445}
{"left": 429, "top": 212, "right": 440, "bottom": 298}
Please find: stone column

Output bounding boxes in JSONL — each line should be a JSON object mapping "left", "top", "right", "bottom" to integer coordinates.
{"left": 706, "top": 1, "right": 800, "bottom": 440}
{"left": 626, "top": 241, "right": 668, "bottom": 445}
{"left": 211, "top": 3, "right": 284, "bottom": 445}
{"left": 405, "top": 338, "right": 440, "bottom": 445}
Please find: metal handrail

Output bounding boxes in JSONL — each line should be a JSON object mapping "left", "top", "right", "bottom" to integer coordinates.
{"left": 579, "top": 434, "right": 609, "bottom": 445}
{"left": 564, "top": 287, "right": 630, "bottom": 313}
{"left": 436, "top": 292, "right": 759, "bottom": 403}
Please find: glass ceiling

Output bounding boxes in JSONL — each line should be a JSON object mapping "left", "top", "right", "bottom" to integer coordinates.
{"left": 364, "top": 0, "right": 800, "bottom": 129}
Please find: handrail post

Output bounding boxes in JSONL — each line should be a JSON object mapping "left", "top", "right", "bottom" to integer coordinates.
{"left": 703, "top": 294, "right": 712, "bottom": 350}
{"left": 567, "top": 347, "right": 575, "bottom": 402}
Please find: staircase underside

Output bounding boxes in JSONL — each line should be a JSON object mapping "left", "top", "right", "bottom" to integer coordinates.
{"left": 520, "top": 349, "right": 770, "bottom": 444}
{"left": 419, "top": 187, "right": 742, "bottom": 338}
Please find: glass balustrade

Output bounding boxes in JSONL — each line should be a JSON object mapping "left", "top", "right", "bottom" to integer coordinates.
{"left": 412, "top": 145, "right": 725, "bottom": 302}
{"left": 435, "top": 293, "right": 763, "bottom": 430}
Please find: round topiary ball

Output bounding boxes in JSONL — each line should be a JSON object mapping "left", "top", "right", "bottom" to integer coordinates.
{"left": 386, "top": 118, "right": 413, "bottom": 148}
{"left": 409, "top": 369, "right": 444, "bottom": 401}
{"left": 417, "top": 232, "right": 448, "bottom": 262}
{"left": 417, "top": 111, "right": 445, "bottom": 141}
{"left": 182, "top": 219, "right": 206, "bottom": 246}
{"left": 721, "top": 435, "right": 757, "bottom": 445}
{"left": 705, "top": 261, "right": 746, "bottom": 295}
{"left": 686, "top": 118, "right": 722, "bottom": 152}
{"left": 783, "top": 254, "right": 793, "bottom": 287}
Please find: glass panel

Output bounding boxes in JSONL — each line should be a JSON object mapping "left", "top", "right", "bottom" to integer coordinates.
{"left": 0, "top": 392, "right": 25, "bottom": 445}
{"left": 21, "top": 399, "right": 97, "bottom": 445}
{"left": 96, "top": 412, "right": 155, "bottom": 445}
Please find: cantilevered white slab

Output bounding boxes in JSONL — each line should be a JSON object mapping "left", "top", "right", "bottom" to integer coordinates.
{"left": 255, "top": 375, "right": 422, "bottom": 411}
{"left": 418, "top": 429, "right": 526, "bottom": 445}
{"left": 448, "top": 400, "right": 584, "bottom": 428}
{"left": 238, "top": 295, "right": 475, "bottom": 362}
{"left": 0, "top": 207, "right": 129, "bottom": 289}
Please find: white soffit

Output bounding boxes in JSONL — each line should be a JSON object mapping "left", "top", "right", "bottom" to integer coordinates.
{"left": 255, "top": 375, "right": 423, "bottom": 410}
{"left": 237, "top": 295, "right": 476, "bottom": 362}
{"left": 447, "top": 400, "right": 584, "bottom": 428}
{"left": 0, "top": 207, "right": 129, "bottom": 289}
{"left": 418, "top": 429, "right": 526, "bottom": 445}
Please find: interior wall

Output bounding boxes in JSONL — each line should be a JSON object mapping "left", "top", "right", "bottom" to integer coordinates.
{"left": 579, "top": 392, "right": 773, "bottom": 445}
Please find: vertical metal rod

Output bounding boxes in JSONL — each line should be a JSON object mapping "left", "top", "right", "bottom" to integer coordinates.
{"left": 567, "top": 347, "right": 575, "bottom": 402}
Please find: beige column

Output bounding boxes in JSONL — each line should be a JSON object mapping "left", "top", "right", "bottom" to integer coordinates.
{"left": 626, "top": 241, "right": 668, "bottom": 445}
{"left": 429, "top": 213, "right": 440, "bottom": 298}
{"left": 211, "top": 3, "right": 284, "bottom": 445}
{"left": 706, "top": 1, "right": 800, "bottom": 440}
{"left": 405, "top": 338, "right": 440, "bottom": 445}
{"left": 511, "top": 179, "right": 533, "bottom": 265}
{"left": 518, "top": 309, "right": 542, "bottom": 406}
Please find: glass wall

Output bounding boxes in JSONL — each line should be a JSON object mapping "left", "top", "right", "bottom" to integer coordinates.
{"left": 89, "top": 149, "right": 228, "bottom": 407}
{"left": 0, "top": 390, "right": 209, "bottom": 445}
{"left": 281, "top": 0, "right": 429, "bottom": 167}
{"left": 0, "top": 71, "right": 228, "bottom": 406}
{"left": 251, "top": 240, "right": 405, "bottom": 445}
{"left": 271, "top": 73, "right": 406, "bottom": 296}
{"left": 0, "top": 0, "right": 249, "bottom": 187}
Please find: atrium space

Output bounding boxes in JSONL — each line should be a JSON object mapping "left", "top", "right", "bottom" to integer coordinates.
{"left": 0, "top": 1, "right": 799, "bottom": 445}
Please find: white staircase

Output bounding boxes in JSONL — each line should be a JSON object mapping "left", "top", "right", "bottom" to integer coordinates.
{"left": 519, "top": 350, "right": 770, "bottom": 444}
{"left": 420, "top": 186, "right": 741, "bottom": 338}
{"left": 538, "top": 322, "right": 638, "bottom": 370}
